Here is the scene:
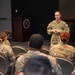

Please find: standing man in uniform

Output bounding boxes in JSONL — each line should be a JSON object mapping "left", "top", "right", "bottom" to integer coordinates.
{"left": 47, "top": 11, "right": 70, "bottom": 47}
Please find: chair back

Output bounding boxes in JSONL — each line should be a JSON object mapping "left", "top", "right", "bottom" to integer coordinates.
{"left": 56, "top": 57, "right": 74, "bottom": 75}
{"left": 0, "top": 54, "right": 8, "bottom": 75}
{"left": 12, "top": 45, "right": 27, "bottom": 58}
{"left": 41, "top": 48, "right": 49, "bottom": 55}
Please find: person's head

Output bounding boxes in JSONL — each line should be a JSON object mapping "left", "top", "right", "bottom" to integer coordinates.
{"left": 28, "top": 34, "right": 44, "bottom": 50}
{"left": 54, "top": 11, "right": 61, "bottom": 21}
{"left": 3, "top": 30, "right": 11, "bottom": 39}
{"left": 60, "top": 32, "right": 70, "bottom": 43}
{"left": 22, "top": 55, "right": 53, "bottom": 75}
{"left": 0, "top": 32, "right": 7, "bottom": 42}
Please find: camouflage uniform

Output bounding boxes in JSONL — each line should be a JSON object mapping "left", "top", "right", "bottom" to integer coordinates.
{"left": 0, "top": 42, "right": 15, "bottom": 65}
{"left": 47, "top": 20, "right": 70, "bottom": 47}
{"left": 15, "top": 50, "right": 63, "bottom": 75}
{"left": 4, "top": 40, "right": 11, "bottom": 46}
{"left": 49, "top": 42, "right": 75, "bottom": 65}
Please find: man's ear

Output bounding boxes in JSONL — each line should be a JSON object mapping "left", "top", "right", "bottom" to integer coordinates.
{"left": 41, "top": 45, "right": 44, "bottom": 49}
{"left": 28, "top": 41, "right": 30, "bottom": 46}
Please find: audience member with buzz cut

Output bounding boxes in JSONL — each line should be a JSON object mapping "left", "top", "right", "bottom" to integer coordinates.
{"left": 15, "top": 33, "right": 63, "bottom": 75}
{"left": 20, "top": 55, "right": 53, "bottom": 75}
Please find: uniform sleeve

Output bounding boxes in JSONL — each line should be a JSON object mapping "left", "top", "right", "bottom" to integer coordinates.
{"left": 49, "top": 46, "right": 55, "bottom": 55}
{"left": 53, "top": 61, "right": 63, "bottom": 75}
{"left": 59, "top": 22, "right": 70, "bottom": 33}
{"left": 47, "top": 22, "right": 53, "bottom": 35}
{"left": 7, "top": 46, "right": 15, "bottom": 64}
{"left": 4, "top": 40, "right": 11, "bottom": 46}
{"left": 48, "top": 56, "right": 63, "bottom": 75}
{"left": 15, "top": 55, "right": 25, "bottom": 73}
{"left": 15, "top": 53, "right": 33, "bottom": 73}
{"left": 65, "top": 24, "right": 70, "bottom": 33}
{"left": 39, "top": 53, "right": 63, "bottom": 75}
{"left": 71, "top": 47, "right": 75, "bottom": 66}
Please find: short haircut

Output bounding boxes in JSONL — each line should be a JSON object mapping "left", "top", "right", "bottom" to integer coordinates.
{"left": 55, "top": 10, "right": 61, "bottom": 14}
{"left": 24, "top": 55, "right": 53, "bottom": 75}
{"left": 60, "top": 32, "right": 70, "bottom": 43}
{"left": 29, "top": 34, "right": 44, "bottom": 49}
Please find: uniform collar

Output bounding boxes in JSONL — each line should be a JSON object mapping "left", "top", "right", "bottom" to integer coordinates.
{"left": 27, "top": 50, "right": 41, "bottom": 54}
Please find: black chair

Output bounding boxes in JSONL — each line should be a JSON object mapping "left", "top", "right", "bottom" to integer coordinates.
{"left": 11, "top": 45, "right": 28, "bottom": 75}
{"left": 0, "top": 54, "right": 8, "bottom": 75}
{"left": 12, "top": 45, "right": 27, "bottom": 58}
{"left": 56, "top": 57, "right": 74, "bottom": 75}
{"left": 41, "top": 48, "right": 49, "bottom": 55}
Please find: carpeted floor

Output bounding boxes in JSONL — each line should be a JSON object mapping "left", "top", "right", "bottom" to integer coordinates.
{"left": 11, "top": 40, "right": 50, "bottom": 50}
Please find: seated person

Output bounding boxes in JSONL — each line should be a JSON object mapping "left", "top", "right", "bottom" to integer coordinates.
{"left": 15, "top": 34, "right": 63, "bottom": 75}
{"left": 0, "top": 31, "right": 11, "bottom": 46}
{"left": 49, "top": 32, "right": 75, "bottom": 66}
{"left": 0, "top": 32, "right": 15, "bottom": 64}
{"left": 19, "top": 55, "right": 53, "bottom": 75}
{"left": 0, "top": 32, "right": 15, "bottom": 74}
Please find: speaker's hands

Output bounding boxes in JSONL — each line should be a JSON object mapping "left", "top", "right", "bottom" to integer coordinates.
{"left": 52, "top": 29, "right": 60, "bottom": 34}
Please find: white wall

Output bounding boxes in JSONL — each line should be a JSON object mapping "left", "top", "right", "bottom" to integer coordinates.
{"left": 59, "top": 0, "right": 75, "bottom": 19}
{"left": 0, "top": 0, "right": 12, "bottom": 32}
